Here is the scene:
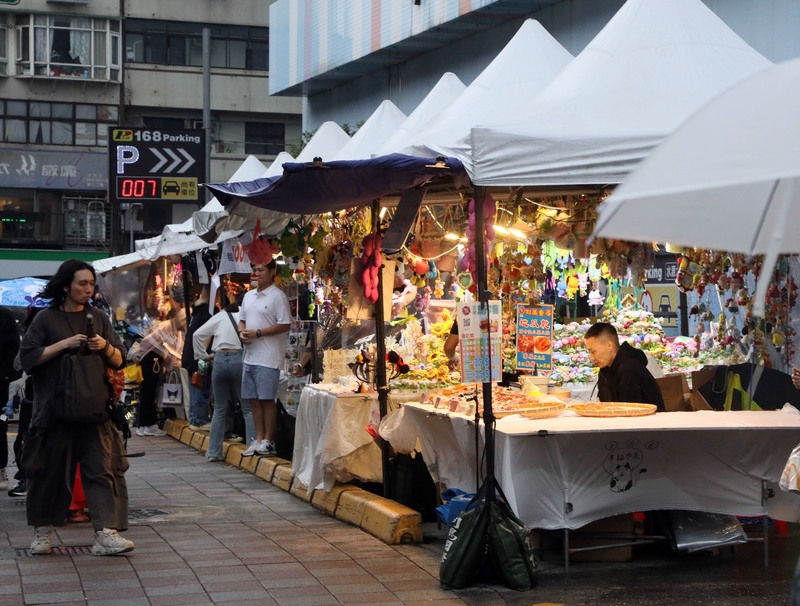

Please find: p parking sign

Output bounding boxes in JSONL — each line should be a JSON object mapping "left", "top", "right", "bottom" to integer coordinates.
{"left": 108, "top": 128, "right": 205, "bottom": 203}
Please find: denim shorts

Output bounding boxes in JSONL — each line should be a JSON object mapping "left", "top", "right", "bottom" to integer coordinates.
{"left": 241, "top": 363, "right": 280, "bottom": 400}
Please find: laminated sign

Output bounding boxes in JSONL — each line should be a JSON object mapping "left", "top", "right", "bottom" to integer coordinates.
{"left": 457, "top": 300, "right": 502, "bottom": 383}
{"left": 516, "top": 304, "right": 554, "bottom": 372}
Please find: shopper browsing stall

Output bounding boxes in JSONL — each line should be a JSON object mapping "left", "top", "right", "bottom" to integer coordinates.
{"left": 238, "top": 261, "right": 292, "bottom": 457}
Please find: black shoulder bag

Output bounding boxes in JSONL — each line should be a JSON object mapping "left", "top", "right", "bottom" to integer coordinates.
{"left": 53, "top": 312, "right": 110, "bottom": 425}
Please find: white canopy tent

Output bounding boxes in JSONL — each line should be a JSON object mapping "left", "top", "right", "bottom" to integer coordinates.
{"left": 333, "top": 100, "right": 407, "bottom": 161}
{"left": 295, "top": 121, "right": 351, "bottom": 163}
{"left": 414, "top": 19, "right": 572, "bottom": 172}
{"left": 372, "top": 72, "right": 466, "bottom": 157}
{"left": 192, "top": 151, "right": 298, "bottom": 241}
{"left": 468, "top": 0, "right": 772, "bottom": 187}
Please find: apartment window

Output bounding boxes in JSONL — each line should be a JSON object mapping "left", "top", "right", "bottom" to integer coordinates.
{"left": 126, "top": 20, "right": 268, "bottom": 70}
{"left": 0, "top": 101, "right": 118, "bottom": 147}
{"left": 245, "top": 122, "right": 284, "bottom": 155}
{"left": 0, "top": 27, "right": 7, "bottom": 76}
{"left": 16, "top": 14, "right": 122, "bottom": 82}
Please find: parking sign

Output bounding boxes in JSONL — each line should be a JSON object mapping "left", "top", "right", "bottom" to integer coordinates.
{"left": 108, "top": 128, "right": 205, "bottom": 203}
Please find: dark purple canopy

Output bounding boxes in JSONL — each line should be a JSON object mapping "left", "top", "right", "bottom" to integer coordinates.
{"left": 203, "top": 153, "right": 471, "bottom": 215}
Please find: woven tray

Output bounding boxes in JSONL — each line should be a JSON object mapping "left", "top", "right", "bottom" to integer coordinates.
{"left": 493, "top": 402, "right": 566, "bottom": 420}
{"left": 570, "top": 402, "right": 657, "bottom": 417}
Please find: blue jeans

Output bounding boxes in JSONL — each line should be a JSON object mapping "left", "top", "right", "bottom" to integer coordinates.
{"left": 188, "top": 378, "right": 212, "bottom": 426}
{"left": 207, "top": 351, "right": 254, "bottom": 459}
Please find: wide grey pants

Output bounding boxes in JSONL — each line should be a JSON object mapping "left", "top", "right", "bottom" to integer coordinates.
{"left": 26, "top": 420, "right": 129, "bottom": 532}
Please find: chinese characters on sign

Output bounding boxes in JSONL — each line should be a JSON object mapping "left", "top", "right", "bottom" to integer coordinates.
{"left": 457, "top": 300, "right": 502, "bottom": 384}
{"left": 516, "top": 304, "right": 554, "bottom": 372}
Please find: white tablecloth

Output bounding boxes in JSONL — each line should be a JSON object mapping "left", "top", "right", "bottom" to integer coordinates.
{"left": 391, "top": 403, "right": 800, "bottom": 529}
{"left": 292, "top": 384, "right": 415, "bottom": 491}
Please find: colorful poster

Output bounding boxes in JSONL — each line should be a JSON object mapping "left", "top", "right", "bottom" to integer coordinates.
{"left": 516, "top": 304, "right": 554, "bottom": 372}
{"left": 456, "top": 300, "right": 502, "bottom": 384}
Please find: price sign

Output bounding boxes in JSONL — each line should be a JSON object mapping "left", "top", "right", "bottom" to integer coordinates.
{"left": 108, "top": 128, "right": 205, "bottom": 203}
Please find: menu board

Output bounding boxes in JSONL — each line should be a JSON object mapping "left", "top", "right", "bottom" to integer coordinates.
{"left": 516, "top": 304, "right": 554, "bottom": 372}
{"left": 457, "top": 300, "right": 502, "bottom": 383}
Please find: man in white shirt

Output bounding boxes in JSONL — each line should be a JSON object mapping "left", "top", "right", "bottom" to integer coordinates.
{"left": 237, "top": 260, "right": 291, "bottom": 456}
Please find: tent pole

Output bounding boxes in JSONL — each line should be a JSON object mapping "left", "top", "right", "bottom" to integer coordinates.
{"left": 372, "top": 199, "right": 392, "bottom": 499}
{"left": 473, "top": 186, "right": 495, "bottom": 498}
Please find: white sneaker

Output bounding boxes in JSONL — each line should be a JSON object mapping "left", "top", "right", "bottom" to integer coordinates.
{"left": 141, "top": 424, "right": 166, "bottom": 436}
{"left": 91, "top": 528, "right": 134, "bottom": 556}
{"left": 135, "top": 426, "right": 145, "bottom": 437}
{"left": 242, "top": 438, "right": 259, "bottom": 457}
{"left": 256, "top": 440, "right": 277, "bottom": 456}
{"left": 30, "top": 525, "right": 53, "bottom": 555}
{"left": 0, "top": 469, "right": 7, "bottom": 491}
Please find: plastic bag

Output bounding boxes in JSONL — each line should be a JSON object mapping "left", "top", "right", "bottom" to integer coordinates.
{"left": 780, "top": 443, "right": 800, "bottom": 494}
{"left": 379, "top": 408, "right": 418, "bottom": 454}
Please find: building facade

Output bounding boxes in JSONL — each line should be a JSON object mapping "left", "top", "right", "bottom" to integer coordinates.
{"left": 0, "top": 0, "right": 301, "bottom": 278}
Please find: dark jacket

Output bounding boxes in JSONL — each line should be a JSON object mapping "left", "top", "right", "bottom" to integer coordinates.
{"left": 597, "top": 341, "right": 665, "bottom": 411}
{"left": 181, "top": 303, "right": 212, "bottom": 374}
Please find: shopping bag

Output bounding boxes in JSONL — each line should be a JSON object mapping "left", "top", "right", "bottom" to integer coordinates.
{"left": 440, "top": 491, "right": 490, "bottom": 589}
{"left": 54, "top": 352, "right": 110, "bottom": 424}
{"left": 487, "top": 487, "right": 537, "bottom": 590}
{"left": 781, "top": 443, "right": 800, "bottom": 494}
{"left": 160, "top": 370, "right": 183, "bottom": 407}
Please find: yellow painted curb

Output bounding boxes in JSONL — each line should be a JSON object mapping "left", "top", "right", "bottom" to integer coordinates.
{"left": 255, "top": 457, "right": 283, "bottom": 482}
{"left": 189, "top": 432, "right": 206, "bottom": 450}
{"left": 224, "top": 446, "right": 244, "bottom": 467}
{"left": 163, "top": 421, "right": 426, "bottom": 547}
{"left": 290, "top": 477, "right": 314, "bottom": 502}
{"left": 165, "top": 419, "right": 186, "bottom": 439}
{"left": 335, "top": 488, "right": 382, "bottom": 527}
{"left": 311, "top": 482, "right": 359, "bottom": 516}
{"left": 270, "top": 462, "right": 294, "bottom": 491}
{"left": 360, "top": 496, "right": 423, "bottom": 544}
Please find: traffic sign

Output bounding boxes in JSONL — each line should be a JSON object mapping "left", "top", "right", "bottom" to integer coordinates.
{"left": 108, "top": 128, "right": 205, "bottom": 203}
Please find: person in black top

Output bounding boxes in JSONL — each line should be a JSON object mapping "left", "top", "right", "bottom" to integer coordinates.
{"left": 583, "top": 322, "right": 665, "bottom": 411}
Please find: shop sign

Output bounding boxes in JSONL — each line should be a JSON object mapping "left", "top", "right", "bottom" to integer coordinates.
{"left": 456, "top": 300, "right": 502, "bottom": 384}
{"left": 516, "top": 304, "right": 554, "bottom": 372}
{"left": 0, "top": 148, "right": 106, "bottom": 190}
{"left": 108, "top": 128, "right": 205, "bottom": 203}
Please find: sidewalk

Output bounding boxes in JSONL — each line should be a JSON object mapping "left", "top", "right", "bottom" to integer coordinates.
{"left": 0, "top": 424, "right": 797, "bottom": 605}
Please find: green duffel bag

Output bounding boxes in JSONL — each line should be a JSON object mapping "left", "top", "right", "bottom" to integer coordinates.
{"left": 439, "top": 490, "right": 490, "bottom": 589}
{"left": 487, "top": 487, "right": 538, "bottom": 591}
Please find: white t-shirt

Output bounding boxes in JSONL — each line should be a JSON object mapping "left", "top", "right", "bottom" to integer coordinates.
{"left": 240, "top": 284, "right": 292, "bottom": 369}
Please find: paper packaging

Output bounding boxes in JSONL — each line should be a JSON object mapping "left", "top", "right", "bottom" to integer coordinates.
{"left": 655, "top": 374, "right": 691, "bottom": 411}
{"left": 690, "top": 368, "right": 718, "bottom": 411}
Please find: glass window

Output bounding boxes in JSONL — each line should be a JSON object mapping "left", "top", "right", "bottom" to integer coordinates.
{"left": 76, "top": 105, "right": 96, "bottom": 120}
{"left": 0, "top": 101, "right": 117, "bottom": 147}
{"left": 0, "top": 27, "right": 7, "bottom": 76}
{"left": 75, "top": 122, "right": 96, "bottom": 146}
{"left": 124, "top": 19, "right": 268, "bottom": 70}
{"left": 6, "top": 120, "right": 25, "bottom": 142}
{"left": 15, "top": 15, "right": 121, "bottom": 82}
{"left": 245, "top": 122, "right": 285, "bottom": 156}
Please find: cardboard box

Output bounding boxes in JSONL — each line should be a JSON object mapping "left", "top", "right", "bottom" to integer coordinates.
{"left": 656, "top": 374, "right": 691, "bottom": 411}
{"left": 690, "top": 368, "right": 718, "bottom": 411}
{"left": 569, "top": 514, "right": 635, "bottom": 562}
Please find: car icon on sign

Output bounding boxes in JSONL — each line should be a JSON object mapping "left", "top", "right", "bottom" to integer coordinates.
{"left": 162, "top": 180, "right": 181, "bottom": 195}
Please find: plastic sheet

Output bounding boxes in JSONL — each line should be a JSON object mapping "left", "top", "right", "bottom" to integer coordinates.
{"left": 666, "top": 510, "right": 748, "bottom": 553}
